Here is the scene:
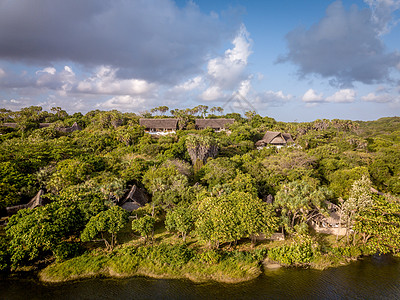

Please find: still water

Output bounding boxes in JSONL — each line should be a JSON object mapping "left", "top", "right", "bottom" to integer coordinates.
{"left": 1, "top": 255, "right": 400, "bottom": 300}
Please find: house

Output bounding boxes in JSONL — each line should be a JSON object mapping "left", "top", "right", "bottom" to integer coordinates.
{"left": 311, "top": 201, "right": 346, "bottom": 236}
{"left": 255, "top": 131, "right": 294, "bottom": 149}
{"left": 195, "top": 119, "right": 235, "bottom": 131}
{"left": 6, "top": 190, "right": 46, "bottom": 216}
{"left": 58, "top": 122, "right": 82, "bottom": 133}
{"left": 118, "top": 185, "right": 149, "bottom": 211}
{"left": 139, "top": 118, "right": 178, "bottom": 135}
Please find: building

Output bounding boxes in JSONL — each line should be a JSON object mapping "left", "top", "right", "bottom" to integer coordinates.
{"left": 195, "top": 119, "right": 235, "bottom": 131}
{"left": 118, "top": 185, "right": 149, "bottom": 211}
{"left": 139, "top": 118, "right": 178, "bottom": 134}
{"left": 255, "top": 131, "right": 294, "bottom": 149}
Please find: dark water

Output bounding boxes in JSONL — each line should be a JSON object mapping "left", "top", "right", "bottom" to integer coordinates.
{"left": 1, "top": 255, "right": 400, "bottom": 300}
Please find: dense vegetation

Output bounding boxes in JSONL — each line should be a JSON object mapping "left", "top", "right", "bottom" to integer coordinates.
{"left": 0, "top": 106, "right": 399, "bottom": 282}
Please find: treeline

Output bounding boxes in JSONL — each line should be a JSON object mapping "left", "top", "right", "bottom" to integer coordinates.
{"left": 0, "top": 106, "right": 400, "bottom": 275}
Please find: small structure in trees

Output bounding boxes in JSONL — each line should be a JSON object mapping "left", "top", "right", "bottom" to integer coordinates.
{"left": 311, "top": 201, "right": 346, "bottom": 236}
{"left": 139, "top": 118, "right": 178, "bottom": 135}
{"left": 255, "top": 131, "right": 294, "bottom": 149}
{"left": 118, "top": 185, "right": 149, "bottom": 211}
{"left": 58, "top": 122, "right": 82, "bottom": 133}
{"left": 195, "top": 119, "right": 235, "bottom": 131}
{"left": 6, "top": 190, "right": 46, "bottom": 216}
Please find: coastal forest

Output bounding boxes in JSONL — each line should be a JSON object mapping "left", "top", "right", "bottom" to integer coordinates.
{"left": 0, "top": 106, "right": 400, "bottom": 283}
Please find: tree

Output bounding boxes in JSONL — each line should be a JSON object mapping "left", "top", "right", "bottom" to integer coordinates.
{"left": 165, "top": 205, "right": 194, "bottom": 242}
{"left": 81, "top": 206, "right": 128, "bottom": 251}
{"left": 274, "top": 180, "right": 331, "bottom": 233}
{"left": 195, "top": 191, "right": 278, "bottom": 248}
{"left": 341, "top": 176, "right": 374, "bottom": 244}
{"left": 131, "top": 215, "right": 155, "bottom": 242}
{"left": 6, "top": 201, "right": 84, "bottom": 266}
{"left": 186, "top": 134, "right": 218, "bottom": 172}
{"left": 354, "top": 195, "right": 400, "bottom": 254}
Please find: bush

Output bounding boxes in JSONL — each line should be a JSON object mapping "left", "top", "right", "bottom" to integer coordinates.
{"left": 268, "top": 237, "right": 320, "bottom": 266}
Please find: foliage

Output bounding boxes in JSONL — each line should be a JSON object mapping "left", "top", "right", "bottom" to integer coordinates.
{"left": 195, "top": 191, "right": 278, "bottom": 247}
{"left": 131, "top": 215, "right": 156, "bottom": 242}
{"left": 267, "top": 236, "right": 320, "bottom": 266}
{"left": 81, "top": 206, "right": 129, "bottom": 250}
{"left": 274, "top": 180, "right": 331, "bottom": 232}
{"left": 165, "top": 205, "right": 194, "bottom": 241}
{"left": 354, "top": 195, "right": 400, "bottom": 254}
{"left": 6, "top": 201, "right": 84, "bottom": 267}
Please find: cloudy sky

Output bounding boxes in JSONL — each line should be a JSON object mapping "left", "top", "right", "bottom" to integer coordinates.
{"left": 1, "top": 0, "right": 400, "bottom": 121}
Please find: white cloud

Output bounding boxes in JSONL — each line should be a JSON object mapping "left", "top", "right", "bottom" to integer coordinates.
{"left": 173, "top": 76, "right": 203, "bottom": 92}
{"left": 97, "top": 95, "right": 147, "bottom": 110}
{"left": 326, "top": 89, "right": 356, "bottom": 103}
{"left": 201, "top": 24, "right": 252, "bottom": 101}
{"left": 361, "top": 92, "right": 397, "bottom": 103}
{"left": 36, "top": 67, "right": 56, "bottom": 75}
{"left": 76, "top": 66, "right": 155, "bottom": 95}
{"left": 0, "top": 68, "right": 5, "bottom": 78}
{"left": 200, "top": 86, "right": 223, "bottom": 101}
{"left": 302, "top": 89, "right": 324, "bottom": 103}
{"left": 253, "top": 90, "right": 292, "bottom": 107}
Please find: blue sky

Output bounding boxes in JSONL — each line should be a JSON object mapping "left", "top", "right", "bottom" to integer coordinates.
{"left": 0, "top": 0, "right": 399, "bottom": 121}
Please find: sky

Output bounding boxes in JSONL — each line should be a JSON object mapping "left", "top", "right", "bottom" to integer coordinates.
{"left": 0, "top": 0, "right": 400, "bottom": 121}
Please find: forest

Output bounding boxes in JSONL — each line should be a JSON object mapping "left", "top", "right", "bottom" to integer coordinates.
{"left": 0, "top": 105, "right": 399, "bottom": 283}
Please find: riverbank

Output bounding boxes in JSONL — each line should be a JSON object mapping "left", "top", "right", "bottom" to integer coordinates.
{"left": 39, "top": 234, "right": 363, "bottom": 284}
{"left": 39, "top": 243, "right": 263, "bottom": 283}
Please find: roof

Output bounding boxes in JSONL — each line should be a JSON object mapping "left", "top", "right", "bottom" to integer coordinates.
{"left": 255, "top": 131, "right": 294, "bottom": 146}
{"left": 58, "top": 122, "right": 82, "bottom": 133}
{"left": 118, "top": 185, "right": 149, "bottom": 211}
{"left": 6, "top": 190, "right": 45, "bottom": 216}
{"left": 139, "top": 118, "right": 178, "bottom": 130}
{"left": 1, "top": 123, "right": 17, "bottom": 128}
{"left": 195, "top": 119, "right": 235, "bottom": 129}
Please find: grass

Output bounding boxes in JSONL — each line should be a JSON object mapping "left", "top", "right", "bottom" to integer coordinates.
{"left": 39, "top": 225, "right": 366, "bottom": 283}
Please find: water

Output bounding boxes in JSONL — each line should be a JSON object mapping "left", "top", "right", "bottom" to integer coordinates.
{"left": 1, "top": 255, "right": 400, "bottom": 300}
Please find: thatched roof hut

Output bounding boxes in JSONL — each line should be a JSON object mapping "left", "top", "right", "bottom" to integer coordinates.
{"left": 1, "top": 123, "right": 18, "bottom": 128}
{"left": 139, "top": 119, "right": 178, "bottom": 131}
{"left": 118, "top": 185, "right": 149, "bottom": 211}
{"left": 6, "top": 190, "right": 46, "bottom": 216}
{"left": 255, "top": 131, "right": 294, "bottom": 147}
{"left": 195, "top": 119, "right": 235, "bottom": 130}
{"left": 58, "top": 122, "right": 82, "bottom": 133}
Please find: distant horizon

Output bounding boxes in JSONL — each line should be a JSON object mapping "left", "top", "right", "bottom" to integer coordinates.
{"left": 0, "top": 0, "right": 399, "bottom": 121}
{"left": 1, "top": 105, "right": 399, "bottom": 123}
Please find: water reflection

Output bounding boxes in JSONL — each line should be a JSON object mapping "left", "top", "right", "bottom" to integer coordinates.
{"left": 1, "top": 256, "right": 400, "bottom": 300}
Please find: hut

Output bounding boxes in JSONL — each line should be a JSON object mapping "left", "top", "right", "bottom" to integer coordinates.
{"left": 139, "top": 118, "right": 178, "bottom": 134}
{"left": 255, "top": 131, "right": 294, "bottom": 149}
{"left": 1, "top": 123, "right": 18, "bottom": 129}
{"left": 6, "top": 190, "right": 46, "bottom": 216}
{"left": 58, "top": 122, "right": 82, "bottom": 133}
{"left": 118, "top": 185, "right": 149, "bottom": 211}
{"left": 195, "top": 119, "right": 235, "bottom": 131}
{"left": 311, "top": 201, "right": 346, "bottom": 236}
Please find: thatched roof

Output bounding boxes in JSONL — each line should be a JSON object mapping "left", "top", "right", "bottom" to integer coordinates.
{"left": 58, "top": 122, "right": 82, "bottom": 133}
{"left": 195, "top": 119, "right": 235, "bottom": 130}
{"left": 6, "top": 190, "right": 45, "bottom": 216}
{"left": 139, "top": 118, "right": 178, "bottom": 130}
{"left": 255, "top": 131, "right": 294, "bottom": 146}
{"left": 118, "top": 185, "right": 149, "bottom": 211}
{"left": 1, "top": 123, "right": 17, "bottom": 128}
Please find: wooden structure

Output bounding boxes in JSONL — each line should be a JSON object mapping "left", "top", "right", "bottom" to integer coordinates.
{"left": 6, "top": 190, "right": 46, "bottom": 216}
{"left": 139, "top": 118, "right": 178, "bottom": 133}
{"left": 58, "top": 122, "right": 82, "bottom": 133}
{"left": 195, "top": 119, "right": 235, "bottom": 131}
{"left": 118, "top": 185, "right": 149, "bottom": 211}
{"left": 255, "top": 131, "right": 294, "bottom": 148}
